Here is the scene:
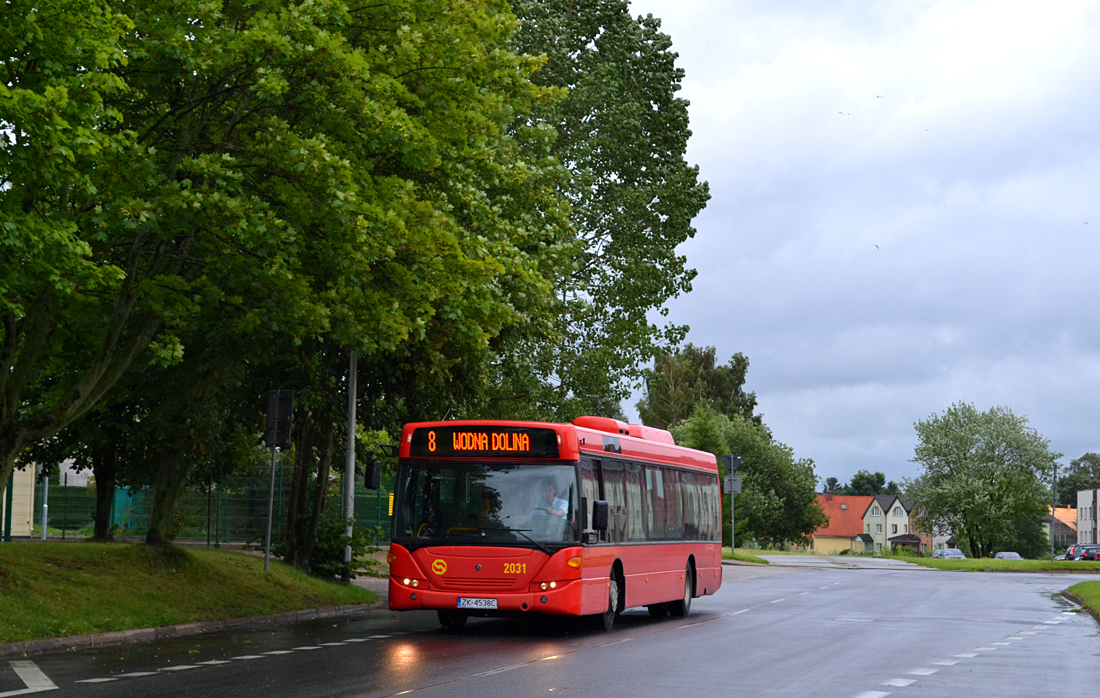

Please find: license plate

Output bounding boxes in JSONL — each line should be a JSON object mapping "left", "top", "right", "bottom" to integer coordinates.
{"left": 457, "top": 597, "right": 497, "bottom": 610}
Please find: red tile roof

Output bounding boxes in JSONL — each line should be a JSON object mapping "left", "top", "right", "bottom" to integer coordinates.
{"left": 1049, "top": 505, "right": 1077, "bottom": 531}
{"left": 814, "top": 494, "right": 877, "bottom": 538}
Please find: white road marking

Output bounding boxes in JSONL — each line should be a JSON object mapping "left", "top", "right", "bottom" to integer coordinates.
{"left": 798, "top": 592, "right": 810, "bottom": 596}
{"left": 990, "top": 642, "right": 1011, "bottom": 646}
{"left": 159, "top": 665, "right": 199, "bottom": 671}
{"left": 955, "top": 653, "right": 978, "bottom": 658}
{"left": 974, "top": 647, "right": 996, "bottom": 651}
{"left": 1030, "top": 625, "right": 1049, "bottom": 629}
{"left": 1020, "top": 631, "right": 1039, "bottom": 635}
{"left": 933, "top": 660, "right": 959, "bottom": 666}
{"left": 319, "top": 642, "right": 346, "bottom": 647}
{"left": 596, "top": 638, "right": 633, "bottom": 647}
{"left": 231, "top": 655, "right": 265, "bottom": 660}
{"left": 730, "top": 609, "right": 750, "bottom": 615}
{"left": 73, "top": 678, "right": 118, "bottom": 684}
{"left": 770, "top": 599, "right": 784, "bottom": 603}
{"left": 819, "top": 586, "right": 831, "bottom": 589}
{"left": 196, "top": 660, "right": 231, "bottom": 665}
{"left": 854, "top": 691, "right": 890, "bottom": 698}
{"left": 344, "top": 638, "right": 370, "bottom": 642}
{"left": 471, "top": 654, "right": 563, "bottom": 678}
{"left": 907, "top": 668, "right": 937, "bottom": 676}
{"left": 885, "top": 679, "right": 916, "bottom": 686}
{"left": 263, "top": 651, "right": 295, "bottom": 655}
{"left": 116, "top": 672, "right": 157, "bottom": 677}
{"left": 368, "top": 635, "right": 392, "bottom": 639}
{"left": 293, "top": 646, "right": 322, "bottom": 650}
{"left": 1043, "top": 621, "right": 1061, "bottom": 624}
{"left": 834, "top": 618, "right": 873, "bottom": 622}
{"left": 7, "top": 662, "right": 57, "bottom": 694}
{"left": 1005, "top": 636, "right": 1024, "bottom": 640}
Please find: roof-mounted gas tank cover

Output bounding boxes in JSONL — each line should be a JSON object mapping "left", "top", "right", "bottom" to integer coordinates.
{"left": 571, "top": 416, "right": 676, "bottom": 445}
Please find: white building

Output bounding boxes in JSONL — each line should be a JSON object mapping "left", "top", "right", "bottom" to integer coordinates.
{"left": 1078, "top": 489, "right": 1099, "bottom": 545}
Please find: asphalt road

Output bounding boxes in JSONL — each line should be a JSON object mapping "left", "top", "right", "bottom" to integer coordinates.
{"left": 5, "top": 559, "right": 1099, "bottom": 698}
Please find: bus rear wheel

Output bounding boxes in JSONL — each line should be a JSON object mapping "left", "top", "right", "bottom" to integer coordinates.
{"left": 669, "top": 564, "right": 693, "bottom": 618}
{"left": 596, "top": 576, "right": 620, "bottom": 631}
{"left": 438, "top": 610, "right": 468, "bottom": 632}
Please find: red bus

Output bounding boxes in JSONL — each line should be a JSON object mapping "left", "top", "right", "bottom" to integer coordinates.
{"left": 386, "top": 416, "right": 723, "bottom": 631}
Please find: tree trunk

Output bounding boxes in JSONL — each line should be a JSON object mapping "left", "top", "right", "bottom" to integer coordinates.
{"left": 284, "top": 415, "right": 316, "bottom": 566}
{"left": 91, "top": 448, "right": 117, "bottom": 541}
{"left": 145, "top": 448, "right": 193, "bottom": 546}
{"left": 300, "top": 423, "right": 335, "bottom": 568}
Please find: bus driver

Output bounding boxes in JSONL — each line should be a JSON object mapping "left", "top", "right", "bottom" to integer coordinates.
{"left": 534, "top": 481, "right": 569, "bottom": 518}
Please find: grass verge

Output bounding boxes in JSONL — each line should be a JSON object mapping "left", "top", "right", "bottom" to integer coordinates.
{"left": 722, "top": 548, "right": 769, "bottom": 564}
{"left": 0, "top": 543, "right": 377, "bottom": 644}
{"left": 907, "top": 558, "right": 1100, "bottom": 572}
{"left": 1063, "top": 581, "right": 1100, "bottom": 618}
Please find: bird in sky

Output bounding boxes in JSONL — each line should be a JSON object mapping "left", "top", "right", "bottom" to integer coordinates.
{"left": 875, "top": 244, "right": 880, "bottom": 250}
{"left": 876, "top": 95, "right": 883, "bottom": 98}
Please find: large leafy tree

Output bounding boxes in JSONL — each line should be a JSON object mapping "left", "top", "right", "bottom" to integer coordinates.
{"left": 4, "top": 0, "right": 575, "bottom": 547}
{"left": 637, "top": 344, "right": 757, "bottom": 429}
{"left": 673, "top": 407, "right": 825, "bottom": 547}
{"left": 1057, "top": 453, "right": 1100, "bottom": 507}
{"left": 1, "top": 0, "right": 139, "bottom": 492}
{"left": 907, "top": 403, "right": 1059, "bottom": 559}
{"left": 496, "top": 0, "right": 710, "bottom": 418}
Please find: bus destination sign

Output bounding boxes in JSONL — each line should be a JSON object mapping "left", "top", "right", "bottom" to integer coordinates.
{"left": 409, "top": 426, "right": 560, "bottom": 458}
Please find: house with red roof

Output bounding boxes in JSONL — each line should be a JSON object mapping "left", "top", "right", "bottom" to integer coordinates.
{"left": 811, "top": 493, "right": 875, "bottom": 554}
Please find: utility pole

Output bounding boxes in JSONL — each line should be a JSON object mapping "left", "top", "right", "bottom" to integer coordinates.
{"left": 264, "top": 390, "right": 293, "bottom": 573}
{"left": 343, "top": 350, "right": 358, "bottom": 584}
{"left": 721, "top": 455, "right": 743, "bottom": 551}
{"left": 1051, "top": 460, "right": 1058, "bottom": 561}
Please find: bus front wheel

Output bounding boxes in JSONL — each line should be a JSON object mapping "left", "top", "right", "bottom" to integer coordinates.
{"left": 596, "top": 576, "right": 620, "bottom": 631}
{"left": 438, "top": 610, "right": 468, "bottom": 632}
{"left": 669, "top": 564, "right": 693, "bottom": 618}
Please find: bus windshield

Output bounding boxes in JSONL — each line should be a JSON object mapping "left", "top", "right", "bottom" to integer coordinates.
{"left": 394, "top": 463, "right": 579, "bottom": 544}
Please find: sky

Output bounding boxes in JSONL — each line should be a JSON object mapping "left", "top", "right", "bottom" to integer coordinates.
{"left": 623, "top": 0, "right": 1100, "bottom": 486}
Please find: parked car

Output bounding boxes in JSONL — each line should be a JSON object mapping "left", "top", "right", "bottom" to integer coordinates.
{"left": 1082, "top": 546, "right": 1100, "bottom": 561}
{"left": 994, "top": 552, "right": 1023, "bottom": 560}
{"left": 932, "top": 548, "right": 966, "bottom": 559}
{"left": 1065, "top": 545, "right": 1100, "bottom": 561}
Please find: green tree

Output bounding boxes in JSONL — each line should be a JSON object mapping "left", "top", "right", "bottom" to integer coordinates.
{"left": 907, "top": 403, "right": 1059, "bottom": 559}
{"left": 499, "top": 0, "right": 710, "bottom": 418}
{"left": 5, "top": 0, "right": 575, "bottom": 548}
{"left": 636, "top": 345, "right": 757, "bottom": 430}
{"left": 673, "top": 407, "right": 825, "bottom": 547}
{"left": 1, "top": 0, "right": 141, "bottom": 494}
{"left": 1057, "top": 453, "right": 1100, "bottom": 507}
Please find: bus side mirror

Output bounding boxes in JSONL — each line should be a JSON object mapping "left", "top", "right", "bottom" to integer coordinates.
{"left": 365, "top": 460, "right": 382, "bottom": 490}
{"left": 592, "top": 500, "right": 609, "bottom": 531}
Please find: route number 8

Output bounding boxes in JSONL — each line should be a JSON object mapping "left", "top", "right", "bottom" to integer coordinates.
{"left": 428, "top": 430, "right": 436, "bottom": 452}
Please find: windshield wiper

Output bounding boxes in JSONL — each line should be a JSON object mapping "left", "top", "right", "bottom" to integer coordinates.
{"left": 495, "top": 527, "right": 551, "bottom": 555}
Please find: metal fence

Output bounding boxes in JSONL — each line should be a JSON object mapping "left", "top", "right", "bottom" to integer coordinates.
{"left": 30, "top": 466, "right": 394, "bottom": 545}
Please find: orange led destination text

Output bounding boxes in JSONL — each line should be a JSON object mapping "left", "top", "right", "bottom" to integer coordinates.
{"left": 449, "top": 431, "right": 531, "bottom": 452}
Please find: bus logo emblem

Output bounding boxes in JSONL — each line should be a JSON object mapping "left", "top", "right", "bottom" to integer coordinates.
{"left": 432, "top": 559, "right": 447, "bottom": 575}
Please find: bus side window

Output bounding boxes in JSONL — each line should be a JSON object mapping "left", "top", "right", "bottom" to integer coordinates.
{"left": 581, "top": 460, "right": 599, "bottom": 534}
{"left": 602, "top": 459, "right": 627, "bottom": 543}
{"left": 625, "top": 463, "right": 645, "bottom": 542}
{"left": 663, "top": 468, "right": 683, "bottom": 540}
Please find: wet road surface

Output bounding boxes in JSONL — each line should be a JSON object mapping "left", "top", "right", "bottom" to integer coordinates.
{"left": 5, "top": 561, "right": 1099, "bottom": 698}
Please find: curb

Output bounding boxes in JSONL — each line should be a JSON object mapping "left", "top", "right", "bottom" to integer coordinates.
{"left": 1061, "top": 590, "right": 1098, "bottom": 624}
{"left": 0, "top": 601, "right": 382, "bottom": 659}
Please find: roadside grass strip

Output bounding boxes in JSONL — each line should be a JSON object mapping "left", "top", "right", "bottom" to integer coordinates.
{"left": 908, "top": 558, "right": 1100, "bottom": 572}
{"left": 0, "top": 544, "right": 376, "bottom": 645}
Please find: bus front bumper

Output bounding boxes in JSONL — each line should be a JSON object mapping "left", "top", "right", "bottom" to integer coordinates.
{"left": 388, "top": 577, "right": 582, "bottom": 615}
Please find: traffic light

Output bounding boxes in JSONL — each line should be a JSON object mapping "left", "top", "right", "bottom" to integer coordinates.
{"left": 265, "top": 390, "right": 294, "bottom": 449}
